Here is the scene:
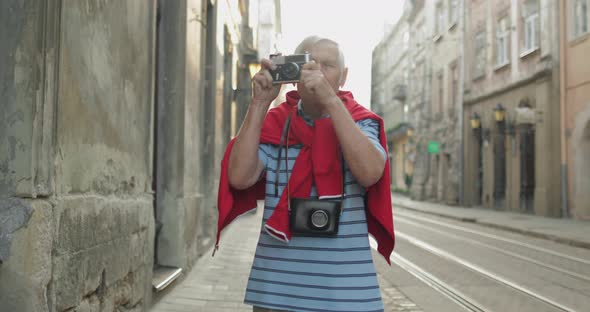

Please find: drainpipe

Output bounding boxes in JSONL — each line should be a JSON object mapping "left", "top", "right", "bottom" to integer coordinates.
{"left": 458, "top": 0, "right": 466, "bottom": 206}
{"left": 558, "top": 0, "right": 568, "bottom": 218}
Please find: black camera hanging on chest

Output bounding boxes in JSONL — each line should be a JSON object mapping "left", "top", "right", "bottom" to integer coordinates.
{"left": 274, "top": 113, "right": 345, "bottom": 237}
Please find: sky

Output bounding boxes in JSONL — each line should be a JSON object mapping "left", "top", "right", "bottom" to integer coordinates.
{"left": 278, "top": 0, "right": 404, "bottom": 108}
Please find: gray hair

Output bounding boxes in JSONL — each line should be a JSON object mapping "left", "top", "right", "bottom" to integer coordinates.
{"left": 294, "top": 36, "right": 346, "bottom": 70}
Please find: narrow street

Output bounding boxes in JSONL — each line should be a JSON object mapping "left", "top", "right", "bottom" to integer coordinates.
{"left": 377, "top": 207, "right": 590, "bottom": 312}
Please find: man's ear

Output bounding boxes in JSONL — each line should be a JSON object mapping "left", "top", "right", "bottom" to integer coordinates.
{"left": 339, "top": 68, "right": 349, "bottom": 87}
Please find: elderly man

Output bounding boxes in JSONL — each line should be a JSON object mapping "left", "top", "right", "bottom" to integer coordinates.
{"left": 216, "top": 36, "right": 395, "bottom": 312}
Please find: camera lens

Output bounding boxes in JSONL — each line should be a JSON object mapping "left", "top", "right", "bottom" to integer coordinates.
{"left": 310, "top": 210, "right": 329, "bottom": 229}
{"left": 281, "top": 62, "right": 300, "bottom": 80}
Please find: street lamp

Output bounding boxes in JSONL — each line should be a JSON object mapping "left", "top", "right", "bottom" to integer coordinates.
{"left": 470, "top": 112, "right": 481, "bottom": 130}
{"left": 248, "top": 62, "right": 261, "bottom": 78}
{"left": 493, "top": 103, "right": 506, "bottom": 123}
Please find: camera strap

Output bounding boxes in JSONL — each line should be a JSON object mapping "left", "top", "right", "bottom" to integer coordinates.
{"left": 273, "top": 113, "right": 345, "bottom": 208}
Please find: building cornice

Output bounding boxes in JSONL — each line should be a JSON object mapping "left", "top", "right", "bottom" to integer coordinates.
{"left": 464, "top": 66, "right": 553, "bottom": 106}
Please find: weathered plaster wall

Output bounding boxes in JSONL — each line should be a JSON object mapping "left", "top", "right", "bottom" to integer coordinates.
{"left": 52, "top": 1, "right": 156, "bottom": 311}
{"left": 0, "top": 1, "right": 41, "bottom": 196}
{"left": 56, "top": 1, "right": 153, "bottom": 196}
{"left": 0, "top": 2, "right": 56, "bottom": 311}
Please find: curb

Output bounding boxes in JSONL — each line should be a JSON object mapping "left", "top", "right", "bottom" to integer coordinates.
{"left": 397, "top": 204, "right": 590, "bottom": 250}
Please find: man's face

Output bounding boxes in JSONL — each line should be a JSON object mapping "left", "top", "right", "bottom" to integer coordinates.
{"left": 297, "top": 41, "right": 347, "bottom": 97}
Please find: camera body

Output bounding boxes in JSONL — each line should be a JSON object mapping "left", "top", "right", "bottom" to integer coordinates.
{"left": 269, "top": 53, "right": 311, "bottom": 84}
{"left": 289, "top": 198, "right": 341, "bottom": 237}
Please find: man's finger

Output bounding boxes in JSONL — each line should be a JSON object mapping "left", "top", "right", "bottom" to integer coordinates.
{"left": 301, "top": 69, "right": 323, "bottom": 82}
{"left": 260, "top": 58, "right": 277, "bottom": 71}
{"left": 253, "top": 72, "right": 268, "bottom": 89}
{"left": 262, "top": 70, "right": 273, "bottom": 88}
{"left": 302, "top": 60, "right": 320, "bottom": 70}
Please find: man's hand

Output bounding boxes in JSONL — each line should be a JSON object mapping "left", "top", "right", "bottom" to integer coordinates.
{"left": 252, "top": 58, "right": 281, "bottom": 110}
{"left": 229, "top": 58, "right": 280, "bottom": 190}
{"left": 300, "top": 61, "right": 340, "bottom": 112}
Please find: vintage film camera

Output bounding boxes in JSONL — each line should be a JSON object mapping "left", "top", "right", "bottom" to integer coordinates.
{"left": 269, "top": 53, "right": 311, "bottom": 84}
{"left": 289, "top": 197, "right": 341, "bottom": 237}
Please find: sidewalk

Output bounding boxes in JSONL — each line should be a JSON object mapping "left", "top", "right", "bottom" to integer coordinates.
{"left": 151, "top": 202, "right": 423, "bottom": 312}
{"left": 392, "top": 193, "right": 590, "bottom": 250}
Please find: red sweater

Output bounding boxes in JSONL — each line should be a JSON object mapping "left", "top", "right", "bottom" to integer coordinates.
{"left": 216, "top": 91, "right": 395, "bottom": 264}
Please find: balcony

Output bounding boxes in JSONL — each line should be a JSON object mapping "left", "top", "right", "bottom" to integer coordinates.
{"left": 393, "top": 84, "right": 407, "bottom": 102}
{"left": 386, "top": 122, "right": 414, "bottom": 142}
{"left": 239, "top": 24, "right": 257, "bottom": 64}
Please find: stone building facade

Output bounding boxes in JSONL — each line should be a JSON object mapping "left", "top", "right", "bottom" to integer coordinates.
{"left": 373, "top": 0, "right": 577, "bottom": 219}
{"left": 561, "top": 0, "right": 590, "bottom": 219}
{"left": 0, "top": 0, "right": 280, "bottom": 311}
{"left": 403, "top": 0, "right": 434, "bottom": 202}
{"left": 463, "top": 0, "right": 562, "bottom": 216}
{"left": 372, "top": 10, "right": 414, "bottom": 191}
{"left": 418, "top": 0, "right": 464, "bottom": 205}
{"left": 373, "top": 0, "right": 464, "bottom": 204}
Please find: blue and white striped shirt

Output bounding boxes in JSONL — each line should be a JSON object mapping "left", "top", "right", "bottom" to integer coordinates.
{"left": 244, "top": 105, "right": 386, "bottom": 312}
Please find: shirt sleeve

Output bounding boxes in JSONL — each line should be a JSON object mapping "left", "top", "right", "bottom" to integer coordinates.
{"left": 356, "top": 118, "right": 387, "bottom": 161}
{"left": 257, "top": 144, "right": 272, "bottom": 180}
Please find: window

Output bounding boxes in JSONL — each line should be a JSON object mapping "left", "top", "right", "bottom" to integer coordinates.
{"left": 436, "top": 2, "right": 446, "bottom": 35}
{"left": 437, "top": 72, "right": 444, "bottom": 113}
{"left": 496, "top": 17, "right": 510, "bottom": 66}
{"left": 573, "top": 0, "right": 589, "bottom": 38}
{"left": 449, "top": 0, "right": 459, "bottom": 26}
{"left": 450, "top": 64, "right": 458, "bottom": 109}
{"left": 415, "top": 61, "right": 425, "bottom": 97}
{"left": 474, "top": 31, "right": 486, "bottom": 78}
{"left": 404, "top": 68, "right": 409, "bottom": 83}
{"left": 522, "top": 0, "right": 539, "bottom": 52}
{"left": 415, "top": 21, "right": 425, "bottom": 48}
{"left": 403, "top": 31, "right": 410, "bottom": 50}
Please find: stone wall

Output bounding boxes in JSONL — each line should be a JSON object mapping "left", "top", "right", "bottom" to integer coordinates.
{"left": 1, "top": 1, "right": 156, "bottom": 311}
{"left": 1, "top": 0, "right": 264, "bottom": 310}
{"left": 53, "top": 2, "right": 156, "bottom": 310}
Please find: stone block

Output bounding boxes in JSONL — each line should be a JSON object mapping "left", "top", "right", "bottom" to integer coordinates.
{"left": 53, "top": 253, "right": 84, "bottom": 310}
{"left": 55, "top": 197, "right": 150, "bottom": 256}
{"left": 128, "top": 266, "right": 150, "bottom": 306}
{"left": 52, "top": 198, "right": 153, "bottom": 311}
{"left": 0, "top": 199, "right": 53, "bottom": 312}
{"left": 0, "top": 197, "right": 33, "bottom": 263}
{"left": 76, "top": 296, "right": 101, "bottom": 312}
{"left": 53, "top": 238, "right": 140, "bottom": 311}
{"left": 96, "top": 269, "right": 148, "bottom": 312}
